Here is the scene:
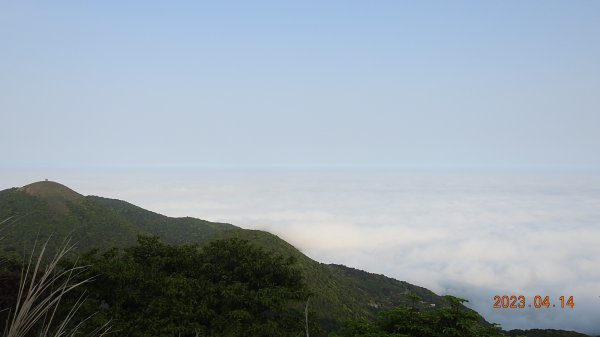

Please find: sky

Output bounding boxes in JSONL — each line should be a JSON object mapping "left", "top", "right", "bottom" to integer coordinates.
{"left": 2, "top": 0, "right": 600, "bottom": 334}
{"left": 2, "top": 1, "right": 600, "bottom": 170}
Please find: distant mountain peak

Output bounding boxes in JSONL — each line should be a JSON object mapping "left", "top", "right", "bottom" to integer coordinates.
{"left": 18, "top": 181, "right": 83, "bottom": 213}
{"left": 19, "top": 180, "right": 83, "bottom": 201}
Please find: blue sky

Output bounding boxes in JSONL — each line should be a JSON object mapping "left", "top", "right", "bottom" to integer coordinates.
{"left": 2, "top": 1, "right": 600, "bottom": 170}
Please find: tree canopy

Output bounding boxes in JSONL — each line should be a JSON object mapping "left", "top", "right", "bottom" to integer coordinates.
{"left": 332, "top": 294, "right": 506, "bottom": 337}
{"left": 67, "top": 236, "right": 309, "bottom": 337}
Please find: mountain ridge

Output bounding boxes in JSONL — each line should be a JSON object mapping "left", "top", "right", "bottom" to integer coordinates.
{"left": 0, "top": 181, "right": 593, "bottom": 336}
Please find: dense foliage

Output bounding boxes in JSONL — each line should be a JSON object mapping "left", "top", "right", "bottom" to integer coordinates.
{"left": 332, "top": 295, "right": 506, "bottom": 337}
{"left": 0, "top": 257, "right": 21, "bottom": 326}
{"left": 506, "top": 330, "right": 593, "bottom": 337}
{"left": 65, "top": 236, "right": 309, "bottom": 337}
{"left": 214, "top": 229, "right": 449, "bottom": 333}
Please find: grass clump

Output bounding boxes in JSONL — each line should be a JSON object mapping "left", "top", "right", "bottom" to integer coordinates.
{"left": 1, "top": 234, "right": 110, "bottom": 337}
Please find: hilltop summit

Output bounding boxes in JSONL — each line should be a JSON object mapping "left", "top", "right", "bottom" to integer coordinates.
{"left": 19, "top": 180, "right": 84, "bottom": 202}
{"left": 18, "top": 180, "right": 84, "bottom": 214}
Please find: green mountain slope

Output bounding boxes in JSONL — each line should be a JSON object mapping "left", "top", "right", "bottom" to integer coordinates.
{"left": 213, "top": 228, "right": 449, "bottom": 332}
{"left": 0, "top": 181, "right": 235, "bottom": 254}
{"left": 87, "top": 195, "right": 236, "bottom": 244}
{"left": 0, "top": 185, "right": 143, "bottom": 254}
{"left": 0, "top": 181, "right": 593, "bottom": 336}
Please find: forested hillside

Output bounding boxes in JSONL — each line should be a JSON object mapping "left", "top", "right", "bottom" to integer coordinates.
{"left": 0, "top": 181, "right": 593, "bottom": 336}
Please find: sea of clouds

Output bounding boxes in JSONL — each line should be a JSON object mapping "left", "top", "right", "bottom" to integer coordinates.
{"left": 2, "top": 169, "right": 599, "bottom": 334}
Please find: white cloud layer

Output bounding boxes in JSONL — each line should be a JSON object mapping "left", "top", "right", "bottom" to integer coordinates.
{"left": 2, "top": 170, "right": 599, "bottom": 334}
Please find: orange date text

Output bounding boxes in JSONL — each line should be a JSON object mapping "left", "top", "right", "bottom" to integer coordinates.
{"left": 493, "top": 295, "right": 574, "bottom": 309}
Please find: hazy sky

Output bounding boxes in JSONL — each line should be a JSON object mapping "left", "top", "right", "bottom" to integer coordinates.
{"left": 2, "top": 1, "right": 600, "bottom": 170}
